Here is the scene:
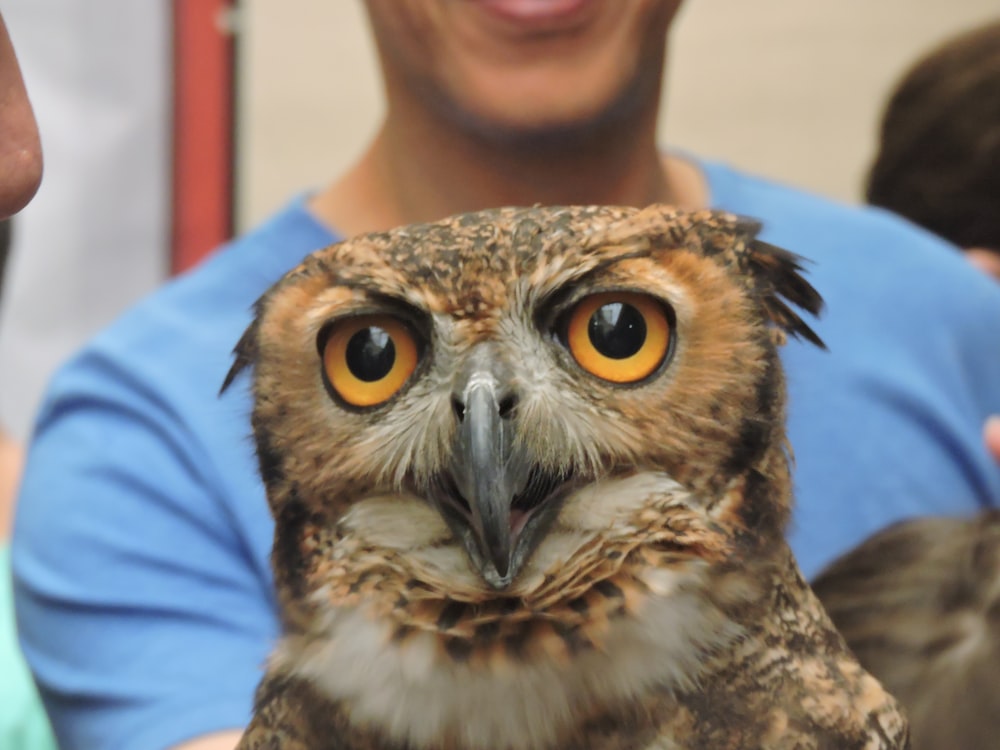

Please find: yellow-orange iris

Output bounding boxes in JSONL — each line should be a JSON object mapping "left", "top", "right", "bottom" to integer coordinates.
{"left": 565, "top": 292, "right": 671, "bottom": 383}
{"left": 322, "top": 315, "right": 419, "bottom": 407}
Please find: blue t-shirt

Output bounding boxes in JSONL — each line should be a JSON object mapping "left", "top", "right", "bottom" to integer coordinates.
{"left": 13, "top": 160, "right": 1000, "bottom": 749}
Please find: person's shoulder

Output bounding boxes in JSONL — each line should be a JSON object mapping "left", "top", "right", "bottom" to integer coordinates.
{"left": 41, "top": 197, "right": 338, "bottom": 410}
{"left": 703, "top": 157, "right": 937, "bottom": 248}
{"left": 701, "top": 158, "right": 999, "bottom": 310}
{"left": 130, "top": 196, "right": 336, "bottom": 341}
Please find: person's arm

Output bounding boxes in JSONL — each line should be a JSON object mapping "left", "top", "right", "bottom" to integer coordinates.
{"left": 12, "top": 351, "right": 275, "bottom": 750}
{"left": 172, "top": 730, "right": 242, "bottom": 750}
{"left": 0, "top": 430, "right": 21, "bottom": 539}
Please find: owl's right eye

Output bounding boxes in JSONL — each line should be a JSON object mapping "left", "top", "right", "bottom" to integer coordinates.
{"left": 321, "top": 315, "right": 420, "bottom": 407}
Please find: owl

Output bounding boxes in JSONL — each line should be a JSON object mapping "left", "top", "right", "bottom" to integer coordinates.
{"left": 223, "top": 205, "right": 909, "bottom": 750}
{"left": 812, "top": 511, "right": 1000, "bottom": 750}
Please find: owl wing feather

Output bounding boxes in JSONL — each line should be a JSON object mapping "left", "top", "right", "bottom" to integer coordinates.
{"left": 662, "top": 554, "right": 909, "bottom": 749}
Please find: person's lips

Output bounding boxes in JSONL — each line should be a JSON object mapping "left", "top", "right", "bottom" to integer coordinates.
{"left": 472, "top": 0, "right": 596, "bottom": 32}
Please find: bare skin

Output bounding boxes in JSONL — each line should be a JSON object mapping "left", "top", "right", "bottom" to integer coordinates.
{"left": 966, "top": 247, "right": 1000, "bottom": 283}
{"left": 309, "top": 0, "right": 703, "bottom": 239}
{"left": 0, "top": 434, "right": 21, "bottom": 538}
{"left": 986, "top": 416, "right": 1000, "bottom": 465}
{"left": 0, "top": 14, "right": 41, "bottom": 218}
{"left": 174, "top": 731, "right": 244, "bottom": 750}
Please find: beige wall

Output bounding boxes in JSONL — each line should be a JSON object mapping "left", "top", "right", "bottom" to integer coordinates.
{"left": 237, "top": 1, "right": 999, "bottom": 229}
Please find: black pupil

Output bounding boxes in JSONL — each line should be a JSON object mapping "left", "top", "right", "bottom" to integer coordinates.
{"left": 345, "top": 327, "right": 396, "bottom": 382}
{"left": 588, "top": 302, "right": 646, "bottom": 359}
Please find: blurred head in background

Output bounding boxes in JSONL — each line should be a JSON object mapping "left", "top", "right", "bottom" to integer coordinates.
{"left": 866, "top": 20, "right": 1000, "bottom": 281}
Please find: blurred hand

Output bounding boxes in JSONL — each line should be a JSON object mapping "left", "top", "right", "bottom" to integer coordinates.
{"left": 965, "top": 248, "right": 1000, "bottom": 283}
{"left": 986, "top": 416, "right": 1000, "bottom": 466}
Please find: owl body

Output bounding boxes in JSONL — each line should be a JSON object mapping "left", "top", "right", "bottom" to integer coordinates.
{"left": 226, "top": 205, "right": 908, "bottom": 750}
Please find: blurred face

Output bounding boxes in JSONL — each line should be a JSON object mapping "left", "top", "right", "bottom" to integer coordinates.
{"left": 0, "top": 13, "right": 41, "bottom": 219}
{"left": 364, "top": 0, "right": 683, "bottom": 139}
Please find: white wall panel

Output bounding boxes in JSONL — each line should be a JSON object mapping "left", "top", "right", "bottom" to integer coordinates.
{"left": 0, "top": 2, "right": 172, "bottom": 437}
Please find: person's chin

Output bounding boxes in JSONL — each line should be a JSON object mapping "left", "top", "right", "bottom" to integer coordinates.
{"left": 443, "top": 63, "right": 650, "bottom": 146}
{"left": 443, "top": 94, "right": 637, "bottom": 148}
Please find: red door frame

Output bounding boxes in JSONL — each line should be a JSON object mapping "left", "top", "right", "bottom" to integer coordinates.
{"left": 171, "top": 0, "right": 238, "bottom": 274}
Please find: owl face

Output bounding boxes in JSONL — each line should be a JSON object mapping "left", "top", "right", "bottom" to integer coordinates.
{"left": 226, "top": 204, "right": 822, "bottom": 599}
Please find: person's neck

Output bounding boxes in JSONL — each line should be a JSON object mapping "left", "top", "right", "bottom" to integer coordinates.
{"left": 309, "top": 101, "right": 706, "bottom": 238}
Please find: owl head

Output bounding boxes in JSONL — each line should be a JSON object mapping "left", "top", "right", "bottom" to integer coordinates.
{"left": 224, "top": 205, "right": 822, "bottom": 607}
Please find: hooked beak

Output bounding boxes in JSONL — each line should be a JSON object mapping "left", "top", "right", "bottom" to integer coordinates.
{"left": 450, "top": 375, "right": 518, "bottom": 579}
{"left": 436, "top": 361, "right": 568, "bottom": 588}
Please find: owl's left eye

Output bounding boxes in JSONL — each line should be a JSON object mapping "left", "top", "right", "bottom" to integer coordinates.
{"left": 321, "top": 315, "right": 420, "bottom": 407}
{"left": 559, "top": 292, "right": 674, "bottom": 383}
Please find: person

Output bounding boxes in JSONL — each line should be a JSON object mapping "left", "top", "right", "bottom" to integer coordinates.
{"left": 811, "top": 511, "right": 1000, "bottom": 750}
{"left": 866, "top": 20, "right": 1000, "bottom": 282}
{"left": 0, "top": 10, "right": 52, "bottom": 749}
{"left": 11, "top": 2, "right": 1000, "bottom": 749}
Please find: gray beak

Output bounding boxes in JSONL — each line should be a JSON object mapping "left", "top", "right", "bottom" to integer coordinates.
{"left": 449, "top": 371, "right": 520, "bottom": 580}
{"left": 435, "top": 345, "right": 570, "bottom": 588}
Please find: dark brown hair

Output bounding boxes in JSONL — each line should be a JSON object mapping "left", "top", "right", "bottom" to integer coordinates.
{"left": 866, "top": 20, "right": 1000, "bottom": 251}
{"left": 812, "top": 512, "right": 1000, "bottom": 750}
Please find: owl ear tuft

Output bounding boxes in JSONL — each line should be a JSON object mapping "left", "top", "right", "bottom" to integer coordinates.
{"left": 220, "top": 316, "right": 261, "bottom": 395}
{"left": 745, "top": 238, "right": 826, "bottom": 350}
